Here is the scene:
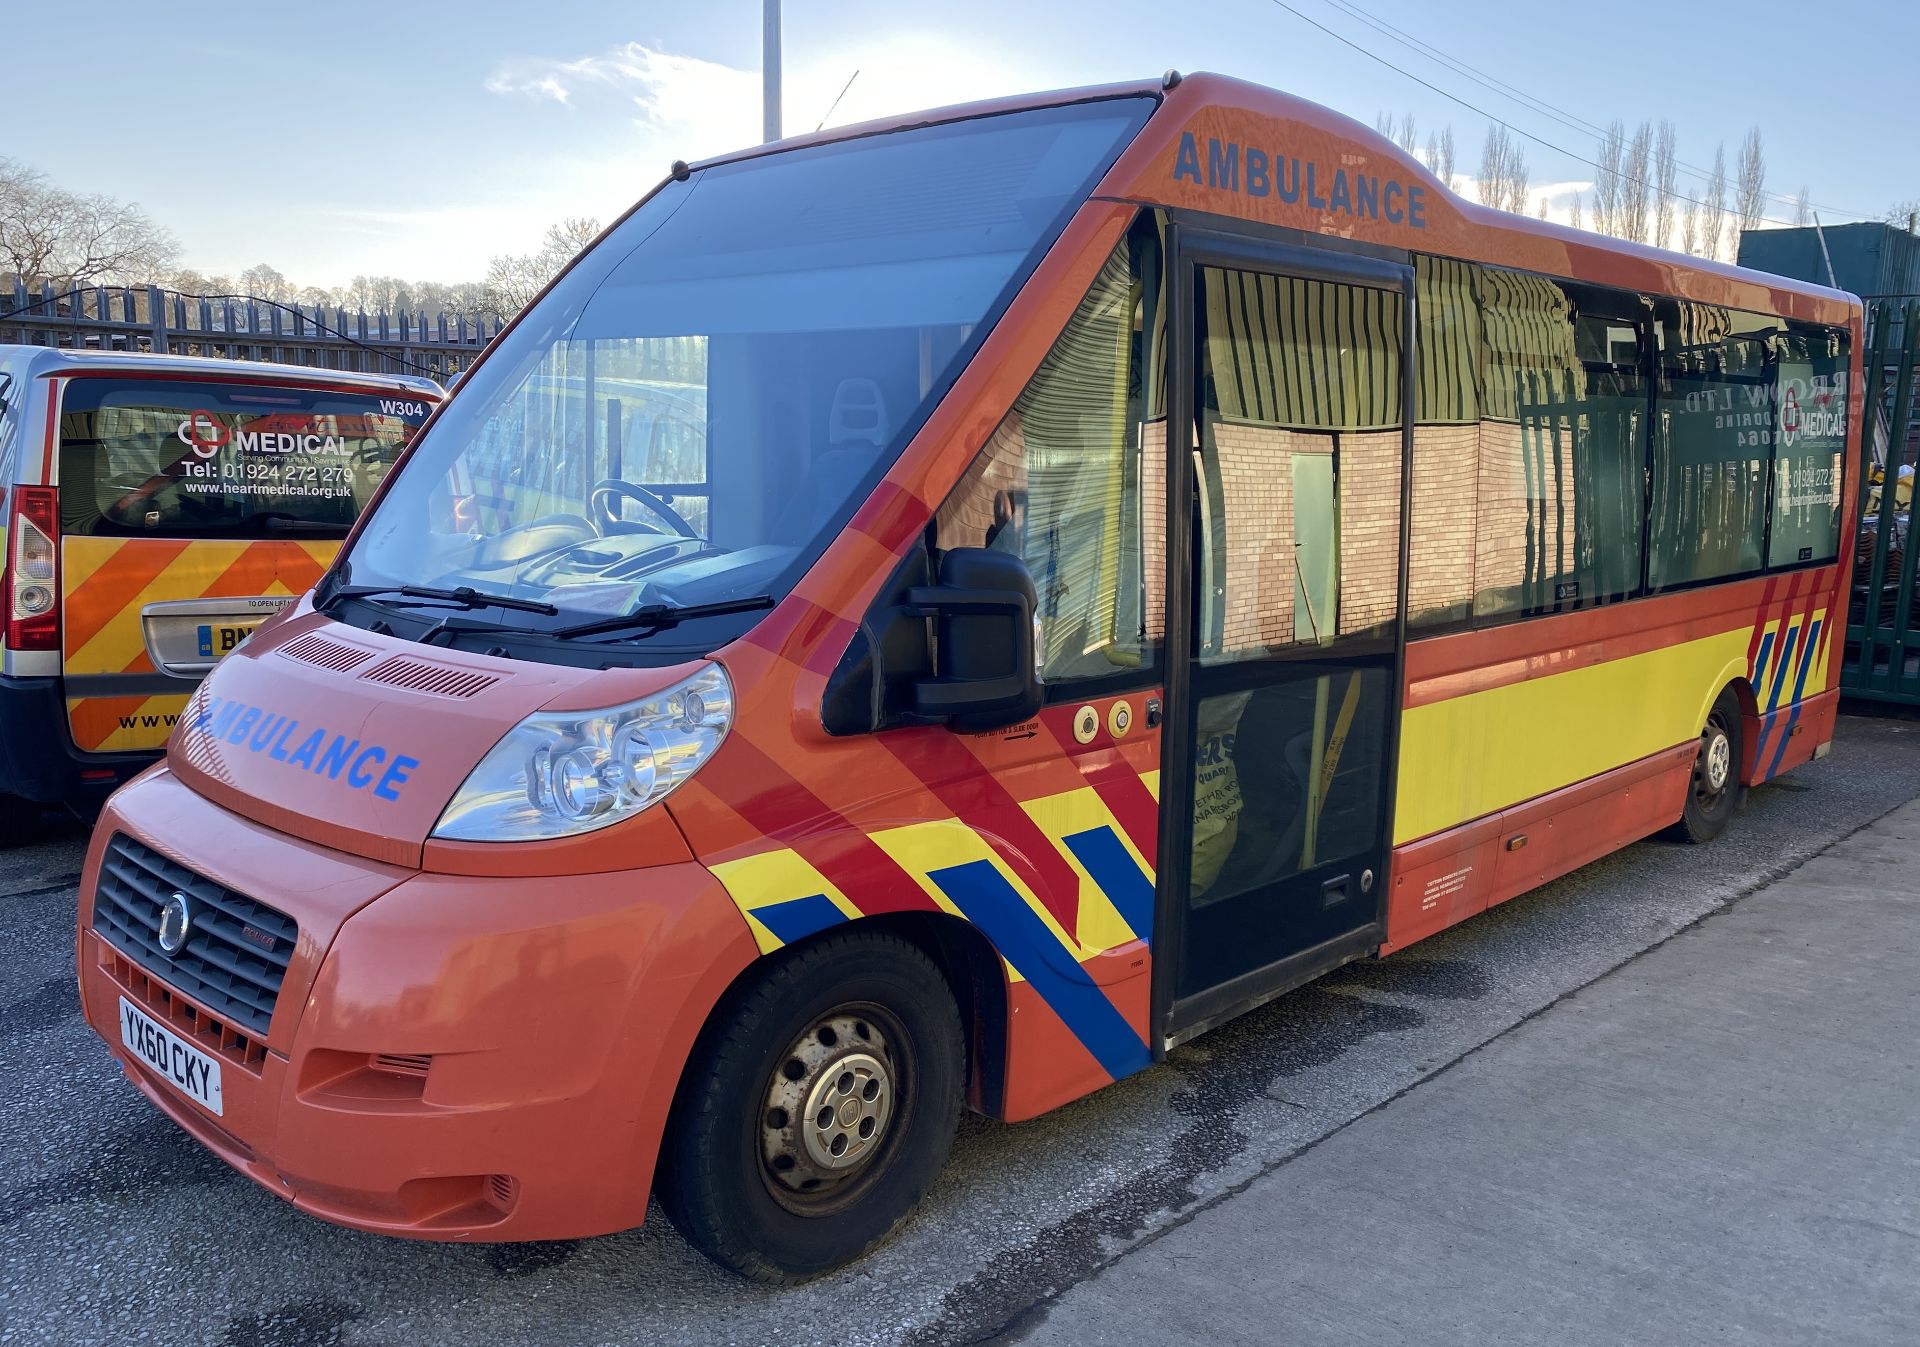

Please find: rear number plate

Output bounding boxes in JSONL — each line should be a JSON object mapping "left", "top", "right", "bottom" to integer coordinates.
{"left": 195, "top": 621, "right": 261, "bottom": 660}
{"left": 119, "top": 996, "right": 223, "bottom": 1115}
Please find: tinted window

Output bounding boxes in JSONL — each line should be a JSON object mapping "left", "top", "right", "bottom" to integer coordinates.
{"left": 935, "top": 218, "right": 1163, "bottom": 685}
{"left": 1473, "top": 271, "right": 1645, "bottom": 618}
{"left": 57, "top": 379, "right": 427, "bottom": 538}
{"left": 1410, "top": 260, "right": 1647, "bottom": 627}
{"left": 1650, "top": 304, "right": 1773, "bottom": 589}
{"left": 1770, "top": 324, "right": 1848, "bottom": 567}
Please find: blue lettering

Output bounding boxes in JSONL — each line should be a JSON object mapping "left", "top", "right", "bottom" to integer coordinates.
{"left": 1385, "top": 180, "right": 1405, "bottom": 224}
{"left": 1356, "top": 174, "right": 1380, "bottom": 219}
{"left": 1174, "top": 132, "right": 1202, "bottom": 184}
{"left": 1207, "top": 138, "right": 1239, "bottom": 192}
{"left": 347, "top": 745, "right": 385, "bottom": 789}
{"left": 287, "top": 729, "right": 324, "bottom": 770}
{"left": 249, "top": 713, "right": 283, "bottom": 752}
{"left": 227, "top": 707, "right": 260, "bottom": 746}
{"left": 209, "top": 701, "right": 241, "bottom": 739}
{"left": 193, "top": 697, "right": 221, "bottom": 732}
{"left": 268, "top": 718, "right": 298, "bottom": 761}
{"left": 1276, "top": 156, "right": 1301, "bottom": 204}
{"left": 316, "top": 735, "right": 360, "bottom": 780}
{"left": 1306, "top": 162, "right": 1328, "bottom": 210}
{"left": 1329, "top": 168, "right": 1351, "bottom": 214}
{"left": 1408, "top": 184, "right": 1427, "bottom": 228}
{"left": 374, "top": 754, "right": 419, "bottom": 802}
{"left": 1245, "top": 147, "right": 1270, "bottom": 197}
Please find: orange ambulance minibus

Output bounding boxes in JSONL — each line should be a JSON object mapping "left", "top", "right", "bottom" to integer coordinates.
{"left": 0, "top": 346, "right": 438, "bottom": 831}
{"left": 77, "top": 74, "right": 1858, "bottom": 1282}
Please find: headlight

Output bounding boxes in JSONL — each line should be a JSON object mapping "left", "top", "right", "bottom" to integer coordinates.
{"left": 432, "top": 663, "right": 732, "bottom": 842}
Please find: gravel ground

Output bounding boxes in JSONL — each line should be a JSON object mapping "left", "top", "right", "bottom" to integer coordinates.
{"left": 1, "top": 714, "right": 1916, "bottom": 1347}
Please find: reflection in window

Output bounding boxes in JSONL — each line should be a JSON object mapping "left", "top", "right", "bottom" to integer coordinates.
{"left": 1195, "top": 267, "right": 1404, "bottom": 660}
{"left": 1650, "top": 304, "right": 1774, "bottom": 589}
{"left": 1769, "top": 325, "right": 1848, "bottom": 567}
{"left": 1409, "top": 260, "right": 1646, "bottom": 627}
{"left": 934, "top": 217, "right": 1164, "bottom": 684}
{"left": 1473, "top": 272, "right": 1645, "bottom": 618}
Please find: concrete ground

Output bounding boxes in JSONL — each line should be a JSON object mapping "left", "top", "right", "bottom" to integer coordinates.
{"left": 1012, "top": 791, "right": 1920, "bottom": 1346}
{"left": 0, "top": 714, "right": 1916, "bottom": 1346}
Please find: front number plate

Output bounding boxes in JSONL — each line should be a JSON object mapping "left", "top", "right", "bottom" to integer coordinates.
{"left": 119, "top": 996, "right": 224, "bottom": 1116}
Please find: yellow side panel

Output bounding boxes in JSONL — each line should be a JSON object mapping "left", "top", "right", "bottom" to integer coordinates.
{"left": 1395, "top": 626, "right": 1751, "bottom": 845}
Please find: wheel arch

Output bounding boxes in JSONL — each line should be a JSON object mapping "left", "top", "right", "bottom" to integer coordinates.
{"left": 660, "top": 910, "right": 1013, "bottom": 1150}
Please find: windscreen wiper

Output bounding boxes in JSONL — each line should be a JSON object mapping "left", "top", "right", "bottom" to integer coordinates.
{"left": 323, "top": 583, "right": 559, "bottom": 616}
{"left": 551, "top": 594, "right": 775, "bottom": 640}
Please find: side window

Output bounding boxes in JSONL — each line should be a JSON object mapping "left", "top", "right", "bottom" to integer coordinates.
{"left": 1650, "top": 303, "right": 1773, "bottom": 589}
{"left": 1473, "top": 269, "right": 1646, "bottom": 618}
{"left": 1410, "top": 255, "right": 1481, "bottom": 629}
{"left": 1193, "top": 266, "right": 1404, "bottom": 659}
{"left": 934, "top": 217, "right": 1164, "bottom": 685}
{"left": 1769, "top": 324, "right": 1848, "bottom": 567}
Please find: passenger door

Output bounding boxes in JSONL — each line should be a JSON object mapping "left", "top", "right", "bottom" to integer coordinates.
{"left": 1160, "top": 234, "right": 1411, "bottom": 1040}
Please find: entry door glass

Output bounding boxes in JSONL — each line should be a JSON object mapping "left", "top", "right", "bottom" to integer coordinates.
{"left": 1178, "top": 262, "right": 1405, "bottom": 999}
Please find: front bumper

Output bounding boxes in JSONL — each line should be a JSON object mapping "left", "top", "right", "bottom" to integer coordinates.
{"left": 76, "top": 767, "right": 759, "bottom": 1241}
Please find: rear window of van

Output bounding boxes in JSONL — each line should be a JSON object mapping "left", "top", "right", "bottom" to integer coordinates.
{"left": 57, "top": 378, "right": 432, "bottom": 538}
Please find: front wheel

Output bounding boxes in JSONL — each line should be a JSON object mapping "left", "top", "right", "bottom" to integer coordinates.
{"left": 1670, "top": 689, "right": 1744, "bottom": 844}
{"left": 655, "top": 930, "right": 964, "bottom": 1283}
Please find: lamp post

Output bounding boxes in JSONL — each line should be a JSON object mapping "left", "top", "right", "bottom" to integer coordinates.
{"left": 763, "top": 0, "right": 781, "bottom": 142}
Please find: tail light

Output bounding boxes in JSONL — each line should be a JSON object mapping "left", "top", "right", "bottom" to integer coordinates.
{"left": 5, "top": 486, "right": 60, "bottom": 652}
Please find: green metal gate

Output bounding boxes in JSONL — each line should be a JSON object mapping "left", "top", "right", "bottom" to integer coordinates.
{"left": 1844, "top": 298, "right": 1920, "bottom": 703}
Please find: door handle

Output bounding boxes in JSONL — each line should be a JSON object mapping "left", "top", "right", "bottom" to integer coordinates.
{"left": 1321, "top": 874, "right": 1351, "bottom": 908}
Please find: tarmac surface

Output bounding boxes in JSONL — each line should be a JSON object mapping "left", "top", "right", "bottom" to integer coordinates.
{"left": 0, "top": 714, "right": 1916, "bottom": 1346}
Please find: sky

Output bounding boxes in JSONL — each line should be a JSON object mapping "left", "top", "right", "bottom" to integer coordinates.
{"left": 13, "top": 0, "right": 1919, "bottom": 290}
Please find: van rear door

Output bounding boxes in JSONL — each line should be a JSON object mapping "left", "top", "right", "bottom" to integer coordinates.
{"left": 55, "top": 376, "right": 431, "bottom": 754}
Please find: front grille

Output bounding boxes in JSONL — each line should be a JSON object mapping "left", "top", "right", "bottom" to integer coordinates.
{"left": 92, "top": 833, "right": 297, "bottom": 1039}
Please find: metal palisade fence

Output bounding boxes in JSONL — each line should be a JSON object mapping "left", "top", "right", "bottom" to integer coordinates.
{"left": 1845, "top": 297, "right": 1920, "bottom": 704}
{"left": 0, "top": 281, "right": 503, "bottom": 380}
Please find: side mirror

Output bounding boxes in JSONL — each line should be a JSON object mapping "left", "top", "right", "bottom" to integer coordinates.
{"left": 907, "top": 547, "right": 1041, "bottom": 731}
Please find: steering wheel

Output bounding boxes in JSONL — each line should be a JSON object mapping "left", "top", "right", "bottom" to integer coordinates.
{"left": 590, "top": 478, "right": 698, "bottom": 539}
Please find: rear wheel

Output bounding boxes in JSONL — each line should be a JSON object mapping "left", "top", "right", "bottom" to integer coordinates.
{"left": 1671, "top": 689, "right": 1744, "bottom": 844}
{"left": 656, "top": 930, "right": 963, "bottom": 1283}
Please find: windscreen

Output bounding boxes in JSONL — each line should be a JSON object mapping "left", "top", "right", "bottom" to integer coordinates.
{"left": 340, "top": 98, "right": 1151, "bottom": 635}
{"left": 58, "top": 379, "right": 431, "bottom": 538}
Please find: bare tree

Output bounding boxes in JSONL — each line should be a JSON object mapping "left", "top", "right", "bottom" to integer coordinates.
{"left": 1652, "top": 121, "right": 1678, "bottom": 248}
{"left": 1793, "top": 189, "right": 1812, "bottom": 226}
{"left": 0, "top": 157, "right": 177, "bottom": 288}
{"left": 1435, "top": 125, "right": 1455, "bottom": 193}
{"left": 1569, "top": 192, "right": 1584, "bottom": 232}
{"left": 482, "top": 218, "right": 603, "bottom": 319}
{"left": 1620, "top": 121, "right": 1654, "bottom": 242}
{"left": 1476, "top": 125, "right": 1531, "bottom": 214}
{"left": 1398, "top": 113, "right": 1418, "bottom": 154}
{"left": 1592, "top": 122, "right": 1625, "bottom": 237}
{"left": 1698, "top": 143, "right": 1728, "bottom": 261}
{"left": 1679, "top": 200, "right": 1699, "bottom": 257}
{"left": 238, "top": 264, "right": 295, "bottom": 304}
{"left": 1886, "top": 199, "right": 1920, "bottom": 233}
{"left": 1478, "top": 126, "right": 1504, "bottom": 210}
{"left": 1735, "top": 128, "right": 1767, "bottom": 235}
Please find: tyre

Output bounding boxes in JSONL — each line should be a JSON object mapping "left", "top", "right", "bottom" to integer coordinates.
{"left": 655, "top": 929, "right": 964, "bottom": 1283}
{"left": 1670, "top": 689, "right": 1744, "bottom": 844}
